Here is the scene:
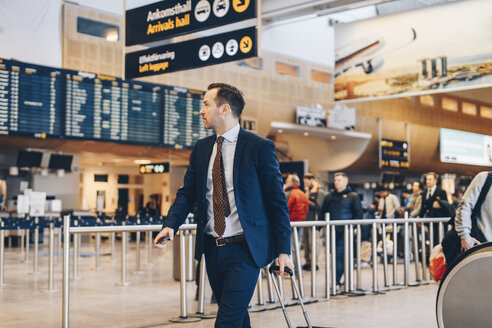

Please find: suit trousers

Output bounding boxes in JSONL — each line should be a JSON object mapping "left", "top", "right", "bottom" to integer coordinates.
{"left": 204, "top": 234, "right": 260, "bottom": 328}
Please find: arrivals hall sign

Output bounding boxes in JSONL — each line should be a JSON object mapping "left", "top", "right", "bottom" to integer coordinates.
{"left": 126, "top": 0, "right": 257, "bottom": 46}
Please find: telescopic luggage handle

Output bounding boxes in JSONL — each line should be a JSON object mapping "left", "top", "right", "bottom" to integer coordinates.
{"left": 269, "top": 265, "right": 294, "bottom": 277}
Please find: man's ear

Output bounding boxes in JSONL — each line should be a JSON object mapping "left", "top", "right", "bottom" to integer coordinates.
{"left": 221, "top": 103, "right": 231, "bottom": 115}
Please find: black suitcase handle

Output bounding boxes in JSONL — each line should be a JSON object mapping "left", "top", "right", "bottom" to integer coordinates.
{"left": 269, "top": 265, "right": 294, "bottom": 277}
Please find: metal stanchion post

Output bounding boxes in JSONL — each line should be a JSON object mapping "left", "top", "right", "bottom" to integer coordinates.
{"left": 311, "top": 225, "right": 317, "bottom": 298}
{"left": 381, "top": 223, "right": 389, "bottom": 288}
{"left": 117, "top": 230, "right": 130, "bottom": 286}
{"left": 196, "top": 255, "right": 207, "bottom": 315}
{"left": 429, "top": 222, "right": 435, "bottom": 249}
{"left": 73, "top": 233, "right": 80, "bottom": 280}
{"left": 356, "top": 224, "right": 362, "bottom": 291}
{"left": 170, "top": 230, "right": 200, "bottom": 323}
{"left": 111, "top": 232, "right": 116, "bottom": 262}
{"left": 412, "top": 222, "right": 421, "bottom": 283}
{"left": 25, "top": 227, "right": 30, "bottom": 262}
{"left": 147, "top": 230, "right": 153, "bottom": 264}
{"left": 21, "top": 229, "right": 25, "bottom": 258}
{"left": 331, "top": 225, "right": 336, "bottom": 296}
{"left": 292, "top": 227, "right": 305, "bottom": 298}
{"left": 265, "top": 263, "right": 275, "bottom": 304}
{"left": 439, "top": 222, "right": 444, "bottom": 242}
{"left": 1, "top": 222, "right": 5, "bottom": 287}
{"left": 324, "top": 214, "right": 330, "bottom": 300}
{"left": 371, "top": 222, "right": 379, "bottom": 294}
{"left": 392, "top": 222, "right": 398, "bottom": 286}
{"left": 57, "top": 227, "right": 62, "bottom": 265}
{"left": 348, "top": 224, "right": 354, "bottom": 292}
{"left": 344, "top": 225, "right": 349, "bottom": 293}
{"left": 48, "top": 222, "right": 55, "bottom": 291}
{"left": 95, "top": 232, "right": 101, "bottom": 271}
{"left": 186, "top": 230, "right": 193, "bottom": 281}
{"left": 257, "top": 271, "right": 265, "bottom": 306}
{"left": 404, "top": 213, "right": 410, "bottom": 286}
{"left": 420, "top": 223, "right": 428, "bottom": 282}
{"left": 33, "top": 217, "right": 39, "bottom": 274}
{"left": 62, "top": 215, "right": 70, "bottom": 328}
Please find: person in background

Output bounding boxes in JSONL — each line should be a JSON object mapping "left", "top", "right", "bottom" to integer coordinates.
{"left": 378, "top": 186, "right": 400, "bottom": 219}
{"left": 401, "top": 190, "right": 412, "bottom": 207}
{"left": 419, "top": 172, "right": 452, "bottom": 247}
{"left": 398, "top": 181, "right": 423, "bottom": 218}
{"left": 284, "top": 174, "right": 309, "bottom": 222}
{"left": 320, "top": 172, "right": 363, "bottom": 289}
{"left": 455, "top": 171, "right": 492, "bottom": 251}
{"left": 301, "top": 173, "right": 326, "bottom": 270}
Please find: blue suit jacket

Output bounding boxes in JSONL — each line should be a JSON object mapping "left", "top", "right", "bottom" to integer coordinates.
{"left": 163, "top": 127, "right": 291, "bottom": 268}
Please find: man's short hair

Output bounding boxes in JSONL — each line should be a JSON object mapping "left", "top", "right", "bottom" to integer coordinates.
{"left": 426, "top": 172, "right": 439, "bottom": 180}
{"left": 304, "top": 172, "right": 315, "bottom": 180}
{"left": 207, "top": 83, "right": 245, "bottom": 118}
{"left": 288, "top": 174, "right": 300, "bottom": 186}
{"left": 334, "top": 172, "right": 348, "bottom": 180}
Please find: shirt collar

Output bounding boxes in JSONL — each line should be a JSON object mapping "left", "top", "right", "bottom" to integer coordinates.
{"left": 218, "top": 123, "right": 240, "bottom": 143}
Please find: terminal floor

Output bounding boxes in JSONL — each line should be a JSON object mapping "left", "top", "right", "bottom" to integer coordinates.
{"left": 0, "top": 237, "right": 439, "bottom": 328}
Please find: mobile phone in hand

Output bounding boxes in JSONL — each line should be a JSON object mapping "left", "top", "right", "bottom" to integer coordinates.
{"left": 156, "top": 235, "right": 171, "bottom": 245}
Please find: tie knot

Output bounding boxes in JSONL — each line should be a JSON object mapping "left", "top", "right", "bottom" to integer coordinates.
{"left": 217, "top": 136, "right": 225, "bottom": 145}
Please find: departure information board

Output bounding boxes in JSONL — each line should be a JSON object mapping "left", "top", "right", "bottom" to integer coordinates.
{"left": 8, "top": 60, "right": 64, "bottom": 138}
{"left": 0, "top": 58, "right": 9, "bottom": 135}
{"left": 0, "top": 57, "right": 210, "bottom": 149}
{"left": 163, "top": 86, "right": 210, "bottom": 148}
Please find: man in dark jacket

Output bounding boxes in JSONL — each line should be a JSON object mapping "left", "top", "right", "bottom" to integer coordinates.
{"left": 320, "top": 172, "right": 363, "bottom": 288}
{"left": 419, "top": 172, "right": 451, "bottom": 245}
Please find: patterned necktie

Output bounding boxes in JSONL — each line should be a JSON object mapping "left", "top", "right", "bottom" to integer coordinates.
{"left": 213, "top": 136, "right": 230, "bottom": 237}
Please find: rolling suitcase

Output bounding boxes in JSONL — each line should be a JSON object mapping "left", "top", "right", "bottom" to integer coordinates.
{"left": 268, "top": 265, "right": 332, "bottom": 328}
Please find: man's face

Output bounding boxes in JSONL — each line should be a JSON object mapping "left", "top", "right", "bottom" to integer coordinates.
{"left": 304, "top": 178, "right": 313, "bottom": 189}
{"left": 426, "top": 175, "right": 437, "bottom": 188}
{"left": 334, "top": 175, "right": 348, "bottom": 192}
{"left": 412, "top": 182, "right": 420, "bottom": 193}
{"left": 379, "top": 190, "right": 388, "bottom": 197}
{"left": 200, "top": 88, "right": 222, "bottom": 130}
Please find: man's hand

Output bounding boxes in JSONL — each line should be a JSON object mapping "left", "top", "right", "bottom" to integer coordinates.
{"left": 461, "top": 237, "right": 480, "bottom": 252}
{"left": 277, "top": 253, "right": 294, "bottom": 276}
{"left": 154, "top": 227, "right": 174, "bottom": 249}
{"left": 432, "top": 201, "right": 441, "bottom": 208}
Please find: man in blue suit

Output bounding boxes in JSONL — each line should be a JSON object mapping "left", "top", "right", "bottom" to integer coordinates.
{"left": 154, "top": 83, "right": 293, "bottom": 327}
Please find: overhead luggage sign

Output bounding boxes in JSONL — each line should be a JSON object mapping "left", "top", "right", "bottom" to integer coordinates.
{"left": 126, "top": 0, "right": 257, "bottom": 46}
{"left": 125, "top": 26, "right": 257, "bottom": 79}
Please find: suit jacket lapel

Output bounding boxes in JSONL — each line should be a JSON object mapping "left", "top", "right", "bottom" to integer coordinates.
{"left": 233, "top": 128, "right": 247, "bottom": 188}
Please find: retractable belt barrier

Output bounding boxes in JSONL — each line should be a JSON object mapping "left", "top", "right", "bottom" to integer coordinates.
{"left": 55, "top": 213, "right": 450, "bottom": 327}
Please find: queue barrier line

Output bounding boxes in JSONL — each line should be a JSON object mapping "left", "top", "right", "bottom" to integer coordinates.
{"left": 0, "top": 213, "right": 451, "bottom": 327}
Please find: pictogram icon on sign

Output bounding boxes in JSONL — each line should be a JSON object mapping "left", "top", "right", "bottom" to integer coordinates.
{"left": 213, "top": 0, "right": 230, "bottom": 17}
{"left": 233, "top": 0, "right": 250, "bottom": 13}
{"left": 199, "top": 45, "right": 211, "bottom": 61}
{"left": 195, "top": 0, "right": 211, "bottom": 22}
{"left": 212, "top": 42, "right": 225, "bottom": 58}
{"left": 226, "top": 39, "right": 238, "bottom": 56}
{"left": 239, "top": 36, "right": 252, "bottom": 53}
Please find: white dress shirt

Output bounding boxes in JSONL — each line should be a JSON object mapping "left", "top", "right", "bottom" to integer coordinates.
{"left": 204, "top": 123, "right": 243, "bottom": 238}
{"left": 426, "top": 185, "right": 436, "bottom": 199}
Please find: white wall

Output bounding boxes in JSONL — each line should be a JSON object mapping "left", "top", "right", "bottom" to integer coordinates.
{"left": 0, "top": 0, "right": 62, "bottom": 67}
{"left": 261, "top": 16, "right": 335, "bottom": 67}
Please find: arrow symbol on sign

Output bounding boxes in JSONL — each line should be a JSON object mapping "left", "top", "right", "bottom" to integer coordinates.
{"left": 238, "top": 0, "right": 246, "bottom": 5}
{"left": 242, "top": 39, "right": 250, "bottom": 48}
